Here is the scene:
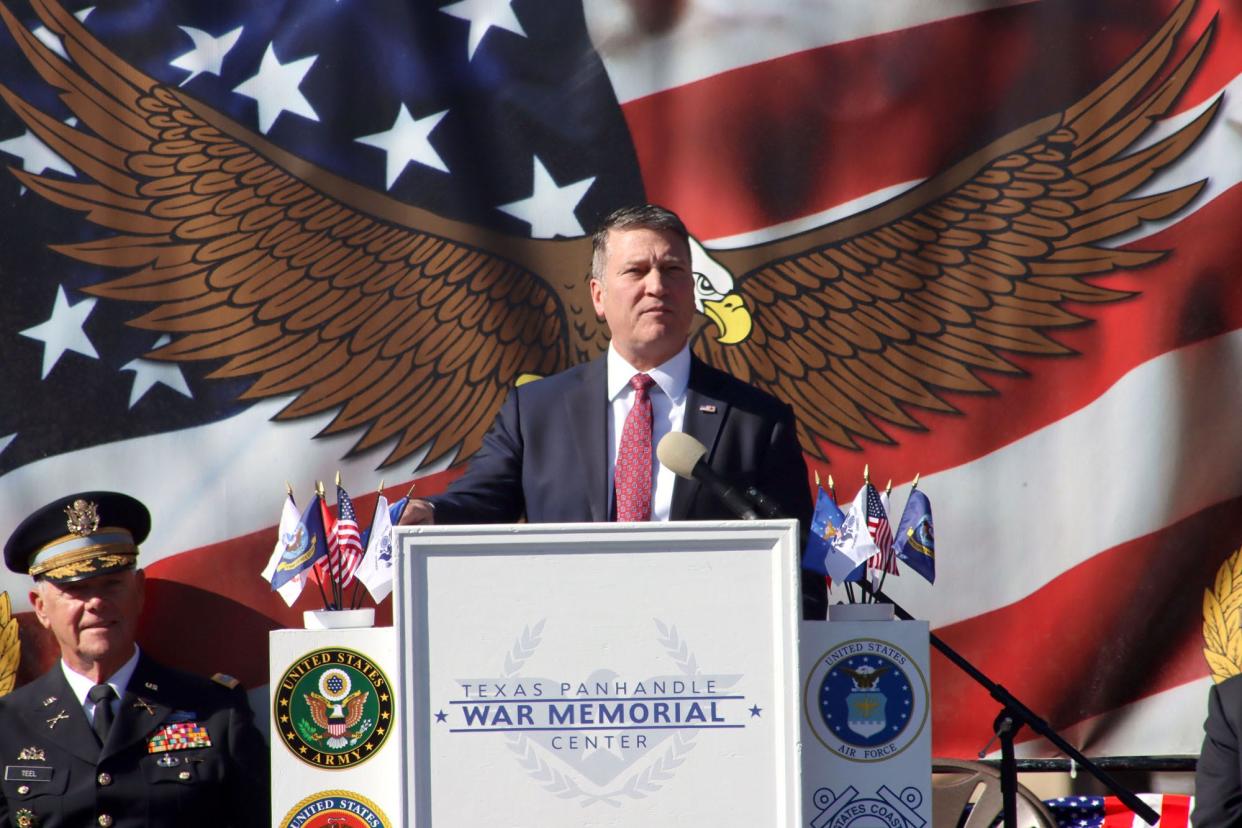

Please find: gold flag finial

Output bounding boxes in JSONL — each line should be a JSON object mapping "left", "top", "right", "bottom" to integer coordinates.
{"left": 912, "top": 473, "right": 921, "bottom": 490}
{"left": 863, "top": 464, "right": 870, "bottom": 483}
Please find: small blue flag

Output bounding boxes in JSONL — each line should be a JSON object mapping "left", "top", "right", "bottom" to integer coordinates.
{"left": 271, "top": 494, "right": 328, "bottom": 590}
{"left": 802, "top": 488, "right": 860, "bottom": 582}
{"left": 895, "top": 489, "right": 935, "bottom": 583}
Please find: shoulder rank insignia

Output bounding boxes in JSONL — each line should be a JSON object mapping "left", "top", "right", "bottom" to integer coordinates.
{"left": 212, "top": 672, "right": 239, "bottom": 689}
{"left": 148, "top": 722, "right": 211, "bottom": 753}
{"left": 17, "top": 747, "right": 45, "bottom": 761}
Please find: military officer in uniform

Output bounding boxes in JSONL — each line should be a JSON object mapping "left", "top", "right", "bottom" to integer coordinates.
{"left": 0, "top": 491, "right": 269, "bottom": 827}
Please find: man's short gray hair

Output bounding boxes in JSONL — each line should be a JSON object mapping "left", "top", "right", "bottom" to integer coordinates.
{"left": 590, "top": 204, "right": 690, "bottom": 282}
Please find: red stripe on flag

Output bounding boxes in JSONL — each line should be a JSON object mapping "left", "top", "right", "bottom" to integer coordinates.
{"left": 930, "top": 496, "right": 1242, "bottom": 756}
{"left": 620, "top": 0, "right": 1212, "bottom": 240}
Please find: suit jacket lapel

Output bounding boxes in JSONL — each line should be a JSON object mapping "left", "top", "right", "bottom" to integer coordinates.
{"left": 25, "top": 667, "right": 100, "bottom": 764}
{"left": 563, "top": 357, "right": 609, "bottom": 522}
{"left": 670, "top": 358, "right": 729, "bottom": 520}
{"left": 103, "top": 655, "right": 171, "bottom": 761}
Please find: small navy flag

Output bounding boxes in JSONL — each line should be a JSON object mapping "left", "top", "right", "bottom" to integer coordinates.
{"left": 895, "top": 489, "right": 935, "bottom": 583}
{"left": 271, "top": 494, "right": 328, "bottom": 591}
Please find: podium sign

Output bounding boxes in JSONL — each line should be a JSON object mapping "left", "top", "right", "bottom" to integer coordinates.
{"left": 799, "top": 616, "right": 931, "bottom": 828}
{"left": 393, "top": 521, "right": 803, "bottom": 827}
{"left": 269, "top": 627, "right": 401, "bottom": 828}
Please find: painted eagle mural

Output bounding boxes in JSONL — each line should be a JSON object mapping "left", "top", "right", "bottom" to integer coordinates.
{"left": 0, "top": 0, "right": 1216, "bottom": 468}
{"left": 0, "top": 0, "right": 1236, "bottom": 762}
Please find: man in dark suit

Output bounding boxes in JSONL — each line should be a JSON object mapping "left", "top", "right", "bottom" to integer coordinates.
{"left": 400, "top": 204, "right": 827, "bottom": 619}
{"left": 1194, "top": 675, "right": 1242, "bottom": 827}
{"left": 0, "top": 491, "right": 269, "bottom": 828}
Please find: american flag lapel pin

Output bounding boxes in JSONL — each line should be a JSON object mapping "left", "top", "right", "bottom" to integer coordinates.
{"left": 698, "top": 404, "right": 717, "bottom": 414}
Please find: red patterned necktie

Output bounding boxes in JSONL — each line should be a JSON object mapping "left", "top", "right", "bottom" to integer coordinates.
{"left": 615, "top": 373, "right": 656, "bottom": 522}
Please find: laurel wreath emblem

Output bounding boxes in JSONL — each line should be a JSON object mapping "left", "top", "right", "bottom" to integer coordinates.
{"left": 501, "top": 618, "right": 702, "bottom": 807}
{"left": 1203, "top": 547, "right": 1242, "bottom": 682}
{"left": 0, "top": 592, "right": 17, "bottom": 697}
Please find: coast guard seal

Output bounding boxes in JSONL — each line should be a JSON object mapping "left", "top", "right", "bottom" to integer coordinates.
{"left": 804, "top": 638, "right": 928, "bottom": 762}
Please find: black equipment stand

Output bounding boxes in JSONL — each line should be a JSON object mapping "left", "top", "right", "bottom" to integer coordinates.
{"left": 861, "top": 584, "right": 1160, "bottom": 827}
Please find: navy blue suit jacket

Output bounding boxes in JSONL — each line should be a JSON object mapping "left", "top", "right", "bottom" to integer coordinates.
{"left": 1195, "top": 675, "right": 1242, "bottom": 827}
{"left": 430, "top": 355, "right": 828, "bottom": 619}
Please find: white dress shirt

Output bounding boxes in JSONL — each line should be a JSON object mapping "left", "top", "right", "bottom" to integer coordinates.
{"left": 605, "top": 343, "right": 690, "bottom": 521}
{"left": 61, "top": 644, "right": 141, "bottom": 725}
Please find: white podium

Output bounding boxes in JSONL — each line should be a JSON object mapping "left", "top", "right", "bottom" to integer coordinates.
{"left": 264, "top": 521, "right": 932, "bottom": 828}
{"left": 393, "top": 521, "right": 804, "bottom": 827}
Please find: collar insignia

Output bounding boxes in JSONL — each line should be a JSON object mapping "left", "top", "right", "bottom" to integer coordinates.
{"left": 144, "top": 681, "right": 159, "bottom": 691}
{"left": 41, "top": 697, "right": 56, "bottom": 707}
{"left": 45, "top": 711, "right": 68, "bottom": 730}
{"left": 133, "top": 698, "right": 156, "bottom": 716}
{"left": 64, "top": 499, "right": 100, "bottom": 536}
{"left": 17, "top": 747, "right": 45, "bottom": 761}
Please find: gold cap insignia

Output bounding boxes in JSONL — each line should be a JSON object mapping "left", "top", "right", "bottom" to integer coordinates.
{"left": 64, "top": 499, "right": 101, "bottom": 536}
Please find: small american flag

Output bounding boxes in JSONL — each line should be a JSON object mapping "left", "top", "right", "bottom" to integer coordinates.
{"left": 865, "top": 484, "right": 897, "bottom": 575}
{"left": 329, "top": 484, "right": 365, "bottom": 590}
{"left": 1045, "top": 794, "right": 1191, "bottom": 828}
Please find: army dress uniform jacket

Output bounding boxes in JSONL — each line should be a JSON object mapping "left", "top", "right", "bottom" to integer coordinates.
{"left": 0, "top": 654, "right": 268, "bottom": 828}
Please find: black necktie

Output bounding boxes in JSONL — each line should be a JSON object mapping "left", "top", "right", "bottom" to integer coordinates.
{"left": 88, "top": 684, "right": 116, "bottom": 744}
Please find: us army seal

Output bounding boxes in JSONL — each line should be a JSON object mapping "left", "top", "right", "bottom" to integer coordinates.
{"left": 275, "top": 647, "right": 394, "bottom": 769}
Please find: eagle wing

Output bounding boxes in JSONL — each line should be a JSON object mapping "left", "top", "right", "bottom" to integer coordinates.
{"left": 0, "top": 0, "right": 593, "bottom": 469}
{"left": 305, "top": 692, "right": 330, "bottom": 729}
{"left": 699, "top": 0, "right": 1217, "bottom": 460}
{"left": 343, "top": 690, "right": 369, "bottom": 728}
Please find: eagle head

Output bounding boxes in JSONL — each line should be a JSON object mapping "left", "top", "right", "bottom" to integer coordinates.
{"left": 689, "top": 237, "right": 752, "bottom": 345}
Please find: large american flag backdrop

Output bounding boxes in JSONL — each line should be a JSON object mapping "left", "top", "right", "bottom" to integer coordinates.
{"left": 0, "top": 0, "right": 1238, "bottom": 760}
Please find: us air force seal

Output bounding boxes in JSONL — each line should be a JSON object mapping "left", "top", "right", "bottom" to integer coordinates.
{"left": 804, "top": 638, "right": 928, "bottom": 762}
{"left": 278, "top": 790, "right": 391, "bottom": 828}
{"left": 275, "top": 647, "right": 394, "bottom": 768}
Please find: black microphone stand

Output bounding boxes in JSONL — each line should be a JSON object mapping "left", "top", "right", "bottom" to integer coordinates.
{"left": 860, "top": 583, "right": 1159, "bottom": 827}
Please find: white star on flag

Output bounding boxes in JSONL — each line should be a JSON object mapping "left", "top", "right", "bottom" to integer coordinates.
{"left": 32, "top": 6, "right": 93, "bottom": 59}
{"left": 120, "top": 335, "right": 193, "bottom": 408}
{"left": 356, "top": 104, "right": 449, "bottom": 188}
{"left": 20, "top": 285, "right": 98, "bottom": 379}
{"left": 232, "top": 43, "right": 319, "bottom": 133}
{"left": 171, "top": 25, "right": 244, "bottom": 86}
{"left": 440, "top": 0, "right": 526, "bottom": 60}
{"left": 498, "top": 156, "right": 594, "bottom": 238}
{"left": 0, "top": 129, "right": 74, "bottom": 179}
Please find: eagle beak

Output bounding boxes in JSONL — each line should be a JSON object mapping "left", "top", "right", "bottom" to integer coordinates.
{"left": 702, "top": 292, "right": 753, "bottom": 345}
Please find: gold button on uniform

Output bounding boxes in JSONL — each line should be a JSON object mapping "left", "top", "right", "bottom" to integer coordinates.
{"left": 16, "top": 784, "right": 29, "bottom": 795}
{"left": 98, "top": 815, "right": 113, "bottom": 828}
{"left": 97, "top": 772, "right": 112, "bottom": 786}
{"left": 179, "top": 770, "right": 191, "bottom": 780}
